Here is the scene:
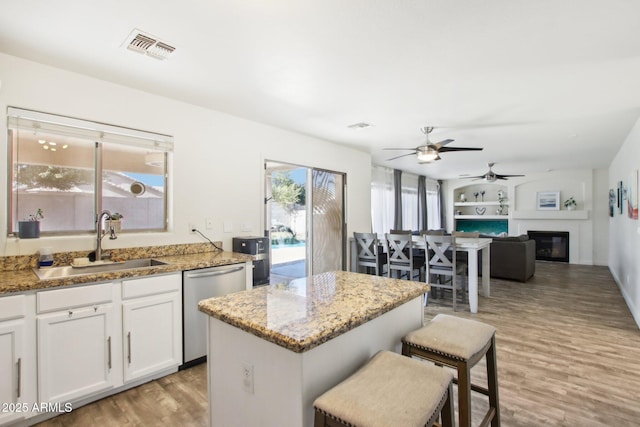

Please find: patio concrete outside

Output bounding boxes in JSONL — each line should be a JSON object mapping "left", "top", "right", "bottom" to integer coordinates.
{"left": 271, "top": 244, "right": 306, "bottom": 265}
{"left": 271, "top": 244, "right": 306, "bottom": 284}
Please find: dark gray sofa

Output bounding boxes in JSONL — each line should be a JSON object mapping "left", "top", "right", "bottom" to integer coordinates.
{"left": 485, "top": 235, "right": 536, "bottom": 282}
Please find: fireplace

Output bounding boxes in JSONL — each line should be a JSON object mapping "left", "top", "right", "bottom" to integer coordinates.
{"left": 527, "top": 231, "right": 569, "bottom": 262}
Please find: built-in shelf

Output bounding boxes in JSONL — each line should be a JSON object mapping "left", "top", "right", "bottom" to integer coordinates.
{"left": 454, "top": 201, "right": 510, "bottom": 207}
{"left": 455, "top": 215, "right": 509, "bottom": 219}
{"left": 511, "top": 210, "right": 589, "bottom": 220}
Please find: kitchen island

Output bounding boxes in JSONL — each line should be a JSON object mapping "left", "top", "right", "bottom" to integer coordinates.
{"left": 198, "top": 270, "right": 429, "bottom": 427}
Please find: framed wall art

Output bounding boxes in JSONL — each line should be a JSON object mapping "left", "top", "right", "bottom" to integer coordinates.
{"left": 627, "top": 170, "right": 638, "bottom": 219}
{"left": 536, "top": 191, "right": 560, "bottom": 211}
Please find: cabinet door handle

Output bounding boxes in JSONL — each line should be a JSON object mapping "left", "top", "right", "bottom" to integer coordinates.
{"left": 16, "top": 358, "right": 22, "bottom": 398}
{"left": 107, "top": 336, "right": 112, "bottom": 369}
{"left": 127, "top": 332, "right": 131, "bottom": 364}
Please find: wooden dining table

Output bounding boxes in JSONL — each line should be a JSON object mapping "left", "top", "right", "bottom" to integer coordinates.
{"left": 349, "top": 235, "right": 492, "bottom": 313}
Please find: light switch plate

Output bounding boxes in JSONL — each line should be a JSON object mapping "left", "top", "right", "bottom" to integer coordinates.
{"left": 223, "top": 221, "right": 233, "bottom": 233}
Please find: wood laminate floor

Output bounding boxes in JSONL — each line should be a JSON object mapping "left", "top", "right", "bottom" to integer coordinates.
{"left": 36, "top": 262, "right": 640, "bottom": 427}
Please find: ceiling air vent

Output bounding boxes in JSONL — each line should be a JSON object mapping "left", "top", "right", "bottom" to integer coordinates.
{"left": 124, "top": 29, "right": 175, "bottom": 60}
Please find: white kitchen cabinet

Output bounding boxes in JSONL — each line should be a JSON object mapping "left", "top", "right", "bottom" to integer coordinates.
{"left": 37, "top": 283, "right": 118, "bottom": 403}
{"left": 121, "top": 273, "right": 182, "bottom": 383}
{"left": 0, "top": 294, "right": 34, "bottom": 426}
{"left": 0, "top": 321, "right": 25, "bottom": 425}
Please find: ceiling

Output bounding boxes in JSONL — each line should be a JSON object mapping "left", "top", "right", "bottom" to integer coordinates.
{"left": 1, "top": 0, "right": 640, "bottom": 179}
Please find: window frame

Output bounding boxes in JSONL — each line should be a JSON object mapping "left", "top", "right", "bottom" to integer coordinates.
{"left": 7, "top": 107, "right": 173, "bottom": 236}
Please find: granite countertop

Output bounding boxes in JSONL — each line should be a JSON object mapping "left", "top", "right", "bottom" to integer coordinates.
{"left": 198, "top": 270, "right": 429, "bottom": 353}
{"left": 0, "top": 248, "right": 253, "bottom": 295}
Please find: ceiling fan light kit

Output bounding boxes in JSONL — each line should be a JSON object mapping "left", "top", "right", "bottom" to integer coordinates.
{"left": 416, "top": 147, "right": 439, "bottom": 162}
{"left": 467, "top": 163, "right": 525, "bottom": 182}
{"left": 384, "top": 126, "right": 483, "bottom": 164}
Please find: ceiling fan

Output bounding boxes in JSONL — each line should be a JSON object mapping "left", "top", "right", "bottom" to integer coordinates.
{"left": 467, "top": 163, "right": 525, "bottom": 182}
{"left": 384, "top": 126, "right": 483, "bottom": 163}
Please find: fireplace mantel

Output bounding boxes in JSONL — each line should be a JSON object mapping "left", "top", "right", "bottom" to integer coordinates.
{"left": 511, "top": 210, "right": 589, "bottom": 220}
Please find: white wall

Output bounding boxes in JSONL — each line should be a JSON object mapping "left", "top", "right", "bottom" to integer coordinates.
{"left": 0, "top": 53, "right": 372, "bottom": 256}
{"left": 609, "top": 116, "right": 640, "bottom": 326}
{"left": 444, "top": 168, "right": 609, "bottom": 266}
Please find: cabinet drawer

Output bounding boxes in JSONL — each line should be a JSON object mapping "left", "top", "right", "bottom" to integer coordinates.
{"left": 37, "top": 283, "right": 113, "bottom": 313}
{"left": 122, "top": 273, "right": 181, "bottom": 300}
{"left": 0, "top": 294, "right": 26, "bottom": 321}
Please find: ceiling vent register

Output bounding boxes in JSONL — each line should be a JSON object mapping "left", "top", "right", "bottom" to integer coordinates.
{"left": 124, "top": 29, "right": 175, "bottom": 60}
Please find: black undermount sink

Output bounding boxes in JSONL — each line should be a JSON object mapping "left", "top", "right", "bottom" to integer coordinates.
{"left": 34, "top": 258, "right": 169, "bottom": 280}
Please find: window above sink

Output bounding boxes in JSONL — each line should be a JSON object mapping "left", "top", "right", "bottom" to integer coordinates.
{"left": 7, "top": 107, "right": 173, "bottom": 236}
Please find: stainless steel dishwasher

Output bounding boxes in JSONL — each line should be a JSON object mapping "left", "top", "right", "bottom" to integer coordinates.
{"left": 182, "top": 263, "right": 247, "bottom": 368}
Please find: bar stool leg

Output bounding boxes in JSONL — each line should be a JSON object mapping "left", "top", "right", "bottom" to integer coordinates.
{"left": 487, "top": 336, "right": 500, "bottom": 427}
{"left": 442, "top": 382, "right": 455, "bottom": 427}
{"left": 458, "top": 360, "right": 472, "bottom": 427}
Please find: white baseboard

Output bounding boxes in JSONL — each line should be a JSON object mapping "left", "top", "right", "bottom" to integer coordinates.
{"left": 609, "top": 267, "right": 640, "bottom": 329}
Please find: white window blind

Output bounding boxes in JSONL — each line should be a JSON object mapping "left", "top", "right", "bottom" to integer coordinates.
{"left": 7, "top": 107, "right": 174, "bottom": 151}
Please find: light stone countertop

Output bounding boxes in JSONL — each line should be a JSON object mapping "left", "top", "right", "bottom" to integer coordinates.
{"left": 0, "top": 249, "right": 253, "bottom": 295}
{"left": 198, "top": 270, "right": 429, "bottom": 353}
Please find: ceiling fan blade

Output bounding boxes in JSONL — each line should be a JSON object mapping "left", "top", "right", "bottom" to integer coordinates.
{"left": 495, "top": 174, "right": 525, "bottom": 178}
{"left": 438, "top": 147, "right": 484, "bottom": 152}
{"left": 432, "top": 139, "right": 454, "bottom": 148}
{"left": 382, "top": 147, "right": 418, "bottom": 151}
{"left": 386, "top": 152, "right": 416, "bottom": 161}
{"left": 464, "top": 175, "right": 486, "bottom": 179}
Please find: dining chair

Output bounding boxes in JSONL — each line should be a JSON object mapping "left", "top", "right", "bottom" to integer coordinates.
{"left": 421, "top": 229, "right": 445, "bottom": 236}
{"left": 424, "top": 234, "right": 467, "bottom": 310}
{"left": 390, "top": 230, "right": 427, "bottom": 277}
{"left": 384, "top": 233, "right": 425, "bottom": 281}
{"left": 353, "top": 232, "right": 386, "bottom": 276}
{"left": 390, "top": 229, "right": 412, "bottom": 235}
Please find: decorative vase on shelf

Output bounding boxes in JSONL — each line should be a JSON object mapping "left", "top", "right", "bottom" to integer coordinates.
{"left": 459, "top": 193, "right": 466, "bottom": 202}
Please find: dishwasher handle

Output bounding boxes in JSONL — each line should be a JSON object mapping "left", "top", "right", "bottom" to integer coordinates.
{"left": 186, "top": 265, "right": 245, "bottom": 279}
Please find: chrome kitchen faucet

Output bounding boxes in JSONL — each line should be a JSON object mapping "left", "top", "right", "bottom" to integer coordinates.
{"left": 96, "top": 210, "right": 117, "bottom": 261}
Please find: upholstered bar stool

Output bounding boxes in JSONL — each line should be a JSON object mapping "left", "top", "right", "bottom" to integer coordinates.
{"left": 402, "top": 314, "right": 500, "bottom": 427}
{"left": 313, "top": 351, "right": 455, "bottom": 427}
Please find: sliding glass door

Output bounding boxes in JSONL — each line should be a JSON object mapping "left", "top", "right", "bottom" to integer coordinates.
{"left": 265, "top": 161, "right": 345, "bottom": 283}
{"left": 311, "top": 169, "right": 345, "bottom": 274}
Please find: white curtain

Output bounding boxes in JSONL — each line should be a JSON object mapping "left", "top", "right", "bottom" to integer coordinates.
{"left": 371, "top": 166, "right": 394, "bottom": 235}
{"left": 426, "top": 179, "right": 441, "bottom": 230}
{"left": 401, "top": 172, "right": 419, "bottom": 231}
{"left": 371, "top": 166, "right": 441, "bottom": 234}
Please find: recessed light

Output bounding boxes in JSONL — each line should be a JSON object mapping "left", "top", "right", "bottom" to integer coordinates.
{"left": 38, "top": 140, "right": 46, "bottom": 144}
{"left": 48, "top": 141, "right": 57, "bottom": 146}
{"left": 43, "top": 145, "right": 49, "bottom": 150}
{"left": 62, "top": 144, "right": 69, "bottom": 149}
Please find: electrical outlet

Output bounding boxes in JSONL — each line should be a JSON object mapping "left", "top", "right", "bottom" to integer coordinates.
{"left": 205, "top": 217, "right": 214, "bottom": 230}
{"left": 241, "top": 363, "right": 254, "bottom": 394}
{"left": 189, "top": 223, "right": 197, "bottom": 233}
